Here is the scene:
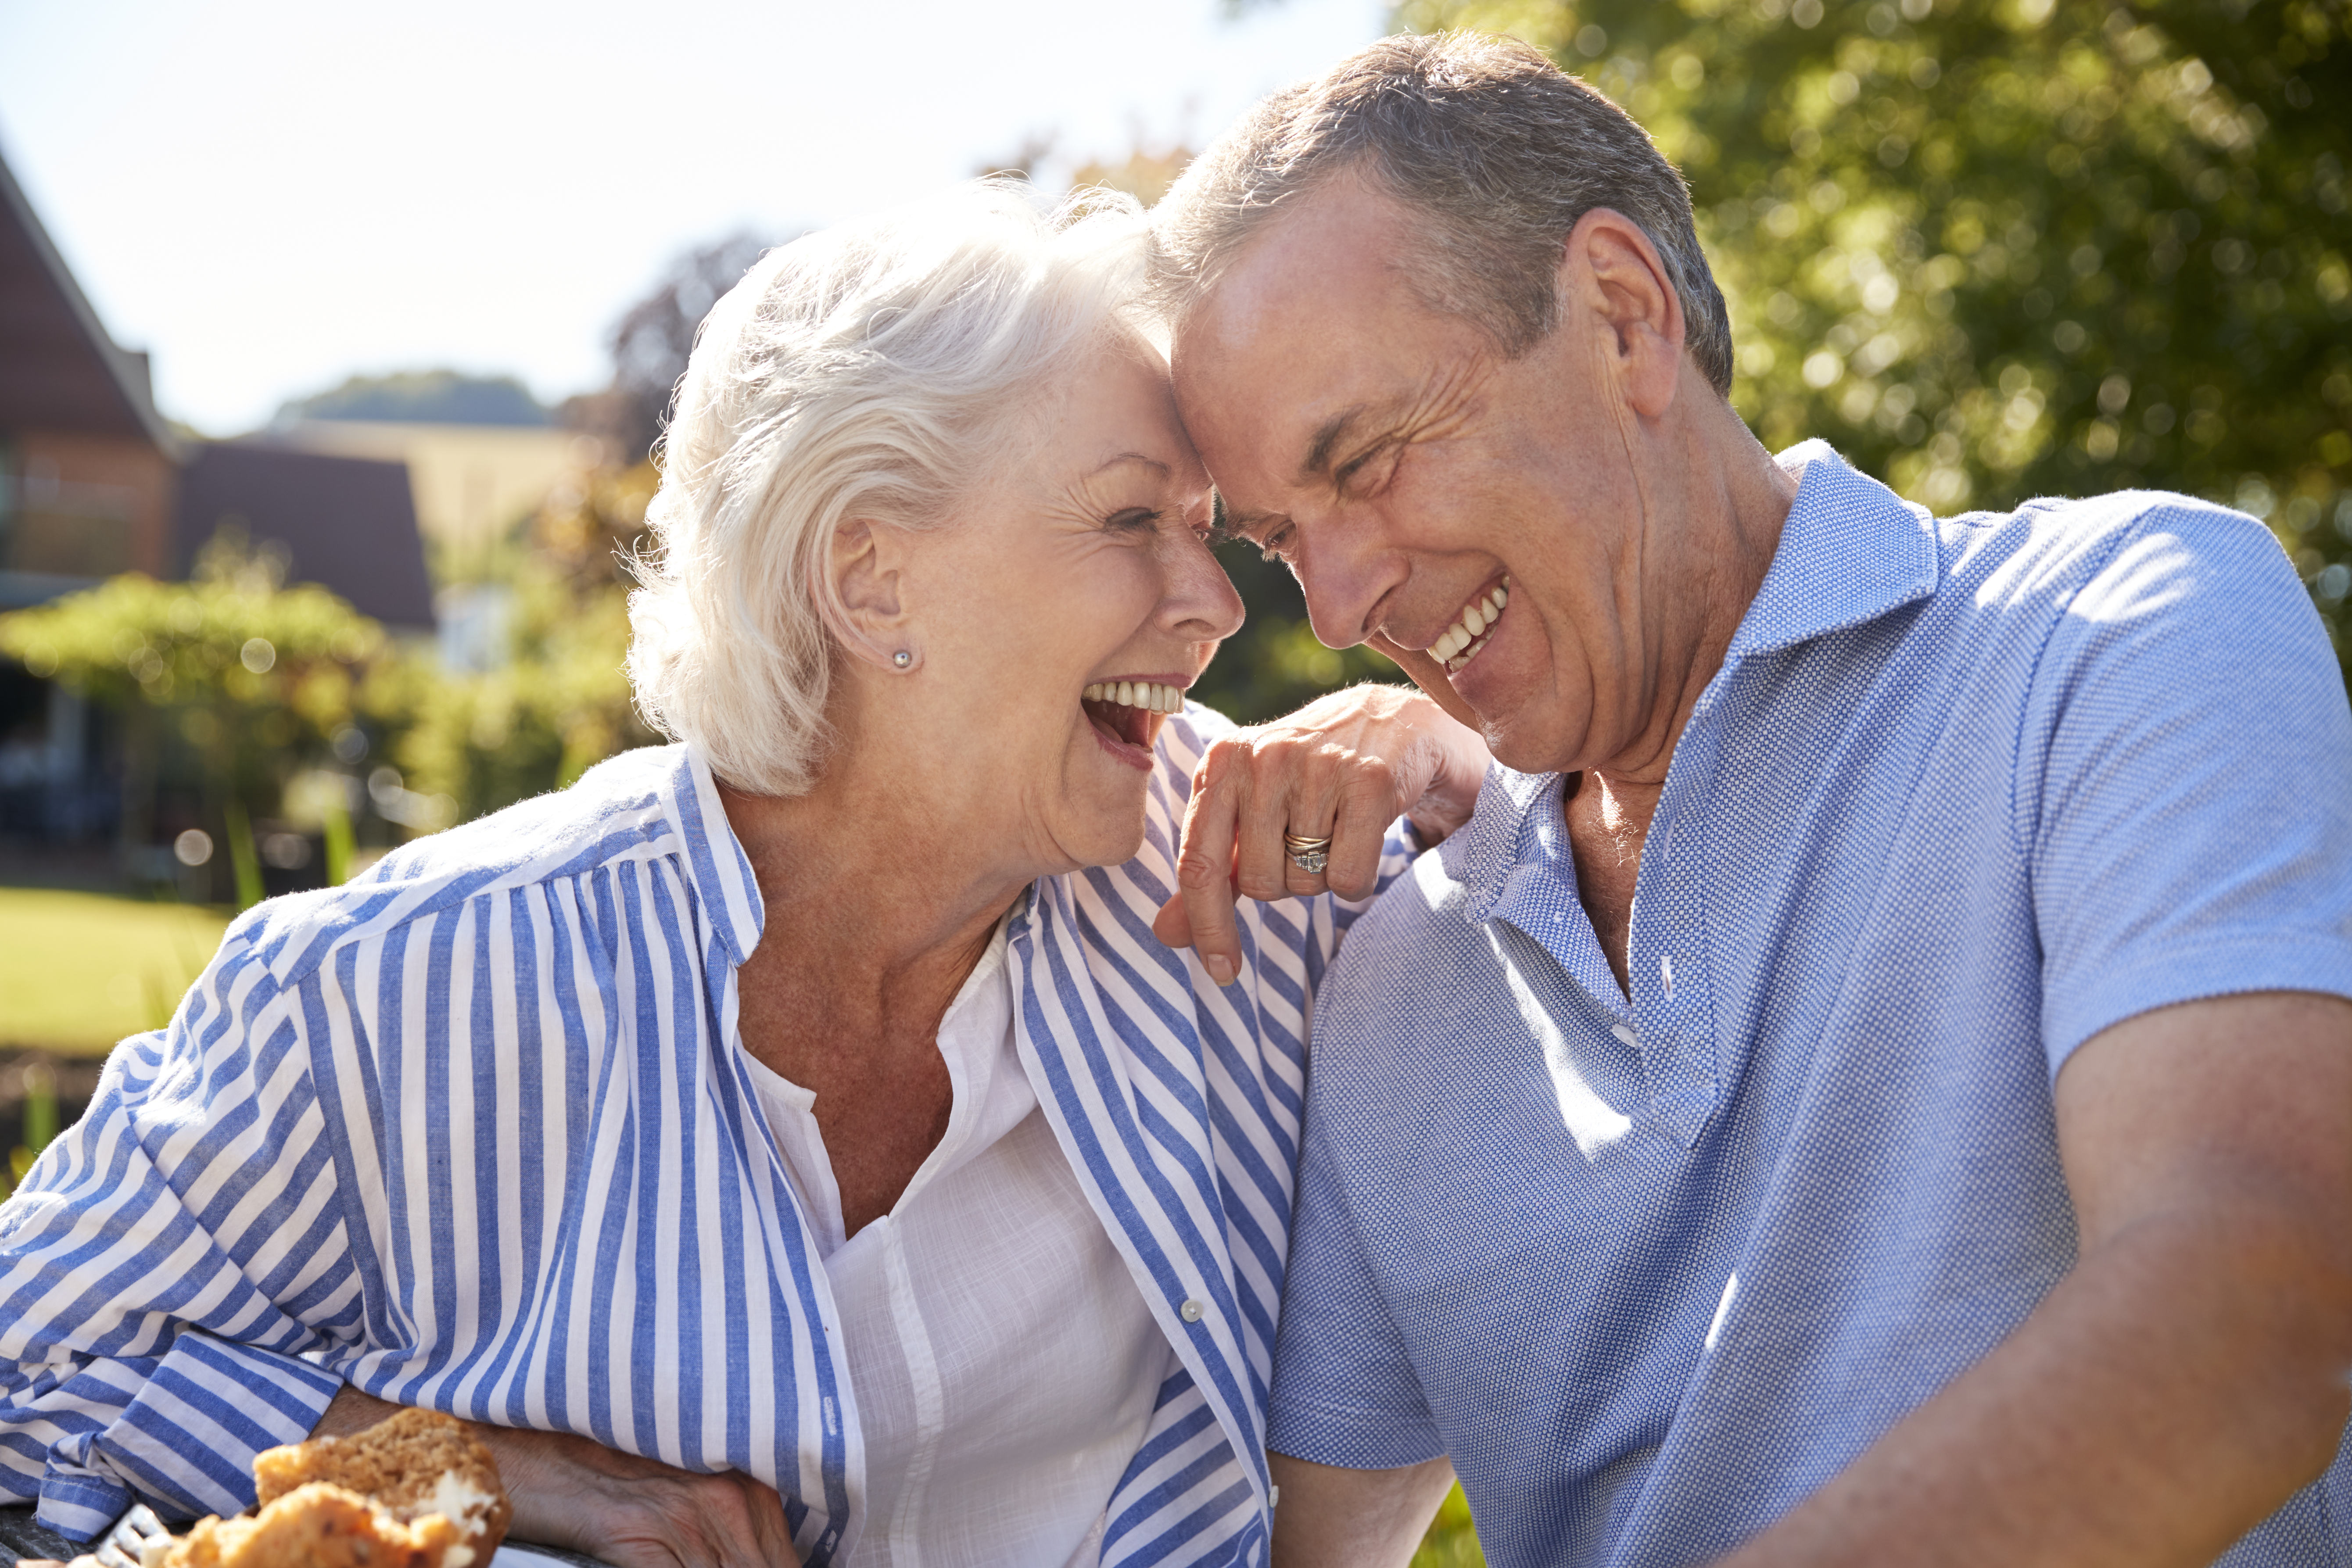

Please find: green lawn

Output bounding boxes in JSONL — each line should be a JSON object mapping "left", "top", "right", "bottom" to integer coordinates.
{"left": 0, "top": 888, "right": 227, "bottom": 1052}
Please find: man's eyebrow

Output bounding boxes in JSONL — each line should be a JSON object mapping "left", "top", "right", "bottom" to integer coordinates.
{"left": 1208, "top": 496, "right": 1287, "bottom": 546}
{"left": 1299, "top": 406, "right": 1369, "bottom": 479}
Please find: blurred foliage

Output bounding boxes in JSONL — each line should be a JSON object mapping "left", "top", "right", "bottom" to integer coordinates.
{"left": 1410, "top": 1482, "right": 1488, "bottom": 1567}
{"left": 2, "top": 1060, "right": 57, "bottom": 1202}
{"left": 0, "top": 533, "right": 391, "bottom": 904}
{"left": 564, "top": 234, "right": 777, "bottom": 465}
{"left": 0, "top": 532, "right": 386, "bottom": 738}
{"left": 1394, "top": 0, "right": 2352, "bottom": 667}
{"left": 388, "top": 461, "right": 660, "bottom": 823}
{"left": 0, "top": 493, "right": 658, "bottom": 886}
{"left": 1072, "top": 144, "right": 1198, "bottom": 207}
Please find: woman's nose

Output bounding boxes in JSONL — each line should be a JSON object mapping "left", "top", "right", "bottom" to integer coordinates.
{"left": 1162, "top": 529, "right": 1247, "bottom": 643}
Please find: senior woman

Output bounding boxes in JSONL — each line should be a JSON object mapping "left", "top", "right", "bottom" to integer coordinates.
{"left": 0, "top": 186, "right": 1484, "bottom": 1568}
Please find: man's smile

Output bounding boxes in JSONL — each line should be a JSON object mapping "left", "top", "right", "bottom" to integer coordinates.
{"left": 1423, "top": 575, "right": 1509, "bottom": 675}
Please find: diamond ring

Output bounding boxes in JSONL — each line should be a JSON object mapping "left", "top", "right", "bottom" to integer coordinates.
{"left": 1283, "top": 832, "right": 1334, "bottom": 876}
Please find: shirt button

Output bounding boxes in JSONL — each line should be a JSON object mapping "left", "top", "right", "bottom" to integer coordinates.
{"left": 1180, "top": 1299, "right": 1204, "bottom": 1322}
{"left": 1611, "top": 1023, "right": 1639, "bottom": 1047}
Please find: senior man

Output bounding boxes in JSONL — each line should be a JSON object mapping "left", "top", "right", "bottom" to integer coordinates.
{"left": 1149, "top": 30, "right": 2352, "bottom": 1568}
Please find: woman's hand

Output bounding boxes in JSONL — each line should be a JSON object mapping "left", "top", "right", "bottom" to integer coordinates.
{"left": 1154, "top": 683, "right": 1489, "bottom": 982}
{"left": 311, "top": 1387, "right": 797, "bottom": 1568}
{"left": 493, "top": 1428, "right": 798, "bottom": 1568}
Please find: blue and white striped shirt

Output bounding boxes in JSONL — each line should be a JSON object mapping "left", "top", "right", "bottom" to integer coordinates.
{"left": 0, "top": 709, "right": 1413, "bottom": 1567}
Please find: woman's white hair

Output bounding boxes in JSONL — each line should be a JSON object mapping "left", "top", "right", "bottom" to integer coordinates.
{"left": 626, "top": 180, "right": 1150, "bottom": 796}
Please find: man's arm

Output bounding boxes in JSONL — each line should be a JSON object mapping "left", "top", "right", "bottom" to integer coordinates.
{"left": 1718, "top": 990, "right": 2352, "bottom": 1568}
{"left": 1269, "top": 1451, "right": 1456, "bottom": 1568}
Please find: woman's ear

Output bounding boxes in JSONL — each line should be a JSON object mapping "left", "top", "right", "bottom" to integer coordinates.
{"left": 823, "top": 516, "right": 920, "bottom": 673}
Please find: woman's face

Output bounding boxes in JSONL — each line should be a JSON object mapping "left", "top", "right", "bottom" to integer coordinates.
{"left": 893, "top": 340, "right": 1245, "bottom": 872}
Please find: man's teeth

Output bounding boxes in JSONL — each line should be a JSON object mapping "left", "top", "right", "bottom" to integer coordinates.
{"left": 1430, "top": 577, "right": 1509, "bottom": 669}
{"left": 1083, "top": 680, "right": 1185, "bottom": 714}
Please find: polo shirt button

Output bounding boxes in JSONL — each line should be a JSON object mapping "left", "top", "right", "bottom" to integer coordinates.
{"left": 1180, "top": 1299, "right": 1204, "bottom": 1322}
{"left": 1611, "top": 1023, "right": 1639, "bottom": 1047}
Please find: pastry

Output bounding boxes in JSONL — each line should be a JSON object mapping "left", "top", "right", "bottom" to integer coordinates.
{"left": 136, "top": 1408, "right": 511, "bottom": 1568}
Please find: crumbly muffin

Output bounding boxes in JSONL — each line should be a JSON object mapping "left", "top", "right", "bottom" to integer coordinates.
{"left": 137, "top": 1482, "right": 471, "bottom": 1568}
{"left": 253, "top": 1407, "right": 510, "bottom": 1559}
{"left": 140, "top": 1409, "right": 511, "bottom": 1568}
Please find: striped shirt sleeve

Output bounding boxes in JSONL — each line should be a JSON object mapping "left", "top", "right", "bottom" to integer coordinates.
{"left": 0, "top": 916, "right": 353, "bottom": 1538}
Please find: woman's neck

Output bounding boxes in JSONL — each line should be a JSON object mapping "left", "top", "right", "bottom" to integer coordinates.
{"left": 717, "top": 742, "right": 1032, "bottom": 992}
{"left": 718, "top": 742, "right": 1036, "bottom": 1235}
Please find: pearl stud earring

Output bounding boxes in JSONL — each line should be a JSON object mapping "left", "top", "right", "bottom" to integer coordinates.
{"left": 893, "top": 650, "right": 912, "bottom": 669}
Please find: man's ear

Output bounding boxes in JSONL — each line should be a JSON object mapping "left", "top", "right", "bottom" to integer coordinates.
{"left": 1559, "top": 208, "right": 1687, "bottom": 419}
{"left": 822, "top": 516, "right": 916, "bottom": 673}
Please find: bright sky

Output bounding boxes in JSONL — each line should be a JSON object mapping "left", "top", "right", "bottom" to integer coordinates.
{"left": 0, "top": 0, "right": 1387, "bottom": 435}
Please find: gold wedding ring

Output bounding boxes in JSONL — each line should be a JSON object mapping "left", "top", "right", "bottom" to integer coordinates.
{"left": 1283, "top": 831, "right": 1334, "bottom": 876}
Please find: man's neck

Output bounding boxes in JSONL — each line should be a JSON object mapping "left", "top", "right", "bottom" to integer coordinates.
{"left": 1570, "top": 408, "right": 1798, "bottom": 990}
{"left": 1594, "top": 407, "right": 1797, "bottom": 789}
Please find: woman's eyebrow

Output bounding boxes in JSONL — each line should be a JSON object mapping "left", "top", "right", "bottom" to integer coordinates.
{"left": 1091, "top": 453, "right": 1172, "bottom": 477}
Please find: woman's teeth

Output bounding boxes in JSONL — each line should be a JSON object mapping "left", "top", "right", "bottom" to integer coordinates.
{"left": 1430, "top": 577, "right": 1509, "bottom": 673}
{"left": 1083, "top": 680, "right": 1185, "bottom": 714}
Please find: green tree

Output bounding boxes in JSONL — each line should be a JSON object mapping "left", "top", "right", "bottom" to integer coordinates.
{"left": 383, "top": 459, "right": 661, "bottom": 823}
{"left": 1395, "top": 0, "right": 2352, "bottom": 666}
{"left": 388, "top": 565, "right": 657, "bottom": 823}
{"left": 0, "top": 535, "right": 389, "bottom": 905}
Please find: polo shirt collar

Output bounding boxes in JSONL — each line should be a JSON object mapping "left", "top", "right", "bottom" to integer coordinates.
{"left": 1441, "top": 440, "right": 1943, "bottom": 918}
{"left": 1725, "top": 439, "right": 1942, "bottom": 659}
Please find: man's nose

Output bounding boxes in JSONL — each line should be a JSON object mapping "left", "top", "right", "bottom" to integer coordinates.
{"left": 1293, "top": 521, "right": 1400, "bottom": 652}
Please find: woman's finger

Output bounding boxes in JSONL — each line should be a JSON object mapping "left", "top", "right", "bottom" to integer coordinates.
{"left": 1226, "top": 734, "right": 1327, "bottom": 901}
{"left": 1324, "top": 751, "right": 1408, "bottom": 900}
{"left": 1269, "top": 741, "right": 1345, "bottom": 900}
{"left": 1172, "top": 745, "right": 1247, "bottom": 985}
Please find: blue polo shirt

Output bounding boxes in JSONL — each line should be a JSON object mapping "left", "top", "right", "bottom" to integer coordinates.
{"left": 1269, "top": 443, "right": 2352, "bottom": 1567}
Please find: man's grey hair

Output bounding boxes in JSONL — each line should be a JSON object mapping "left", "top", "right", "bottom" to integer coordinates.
{"left": 1148, "top": 31, "right": 1734, "bottom": 395}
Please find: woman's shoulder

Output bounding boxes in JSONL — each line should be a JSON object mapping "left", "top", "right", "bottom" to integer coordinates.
{"left": 233, "top": 743, "right": 704, "bottom": 992}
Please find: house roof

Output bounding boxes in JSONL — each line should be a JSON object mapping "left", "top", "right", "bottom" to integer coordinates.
{"left": 174, "top": 444, "right": 437, "bottom": 631}
{"left": 0, "top": 144, "right": 174, "bottom": 450}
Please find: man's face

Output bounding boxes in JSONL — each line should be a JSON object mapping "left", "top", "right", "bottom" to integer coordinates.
{"left": 1171, "top": 177, "right": 1659, "bottom": 777}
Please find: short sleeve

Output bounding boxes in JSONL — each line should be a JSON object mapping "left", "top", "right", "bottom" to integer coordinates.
{"left": 2021, "top": 502, "right": 2352, "bottom": 1074}
{"left": 1266, "top": 1089, "right": 1442, "bottom": 1469}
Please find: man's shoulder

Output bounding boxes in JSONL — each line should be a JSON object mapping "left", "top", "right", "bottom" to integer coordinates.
{"left": 229, "top": 743, "right": 696, "bottom": 991}
{"left": 1312, "top": 827, "right": 1499, "bottom": 1064}
{"left": 1937, "top": 487, "right": 2290, "bottom": 620}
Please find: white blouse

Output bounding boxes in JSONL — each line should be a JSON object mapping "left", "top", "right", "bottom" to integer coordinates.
{"left": 737, "top": 919, "right": 1174, "bottom": 1568}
